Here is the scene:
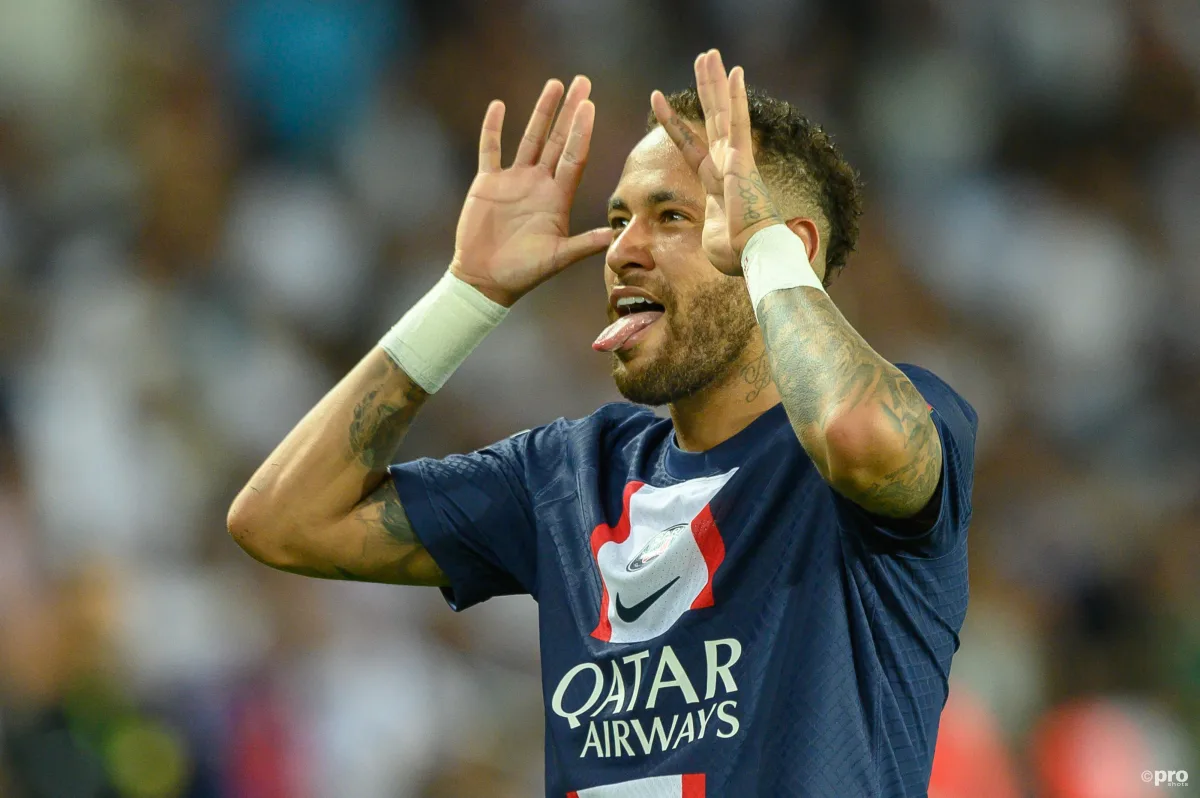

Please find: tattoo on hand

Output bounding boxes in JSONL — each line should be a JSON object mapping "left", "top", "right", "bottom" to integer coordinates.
{"left": 740, "top": 350, "right": 773, "bottom": 402}
{"left": 759, "top": 289, "right": 942, "bottom": 517}
{"left": 670, "top": 115, "right": 697, "bottom": 149}
{"left": 736, "top": 170, "right": 781, "bottom": 226}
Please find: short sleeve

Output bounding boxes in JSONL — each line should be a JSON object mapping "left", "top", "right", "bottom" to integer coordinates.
{"left": 831, "top": 364, "right": 978, "bottom": 557}
{"left": 389, "top": 424, "right": 558, "bottom": 610}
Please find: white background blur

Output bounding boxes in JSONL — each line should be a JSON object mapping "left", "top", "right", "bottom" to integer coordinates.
{"left": 0, "top": 1, "right": 1197, "bottom": 796}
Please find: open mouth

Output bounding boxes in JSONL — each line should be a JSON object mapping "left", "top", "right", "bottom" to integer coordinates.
{"left": 614, "top": 296, "right": 666, "bottom": 317}
{"left": 593, "top": 296, "right": 667, "bottom": 353}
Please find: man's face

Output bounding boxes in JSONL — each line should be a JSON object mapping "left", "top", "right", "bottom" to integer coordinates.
{"left": 600, "top": 126, "right": 757, "bottom": 406}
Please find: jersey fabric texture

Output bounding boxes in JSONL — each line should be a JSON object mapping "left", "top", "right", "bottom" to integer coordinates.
{"left": 390, "top": 364, "right": 977, "bottom": 798}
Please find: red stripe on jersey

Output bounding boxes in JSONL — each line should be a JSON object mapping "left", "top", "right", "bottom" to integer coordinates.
{"left": 566, "top": 792, "right": 579, "bottom": 798}
{"left": 589, "top": 481, "right": 645, "bottom": 641}
{"left": 682, "top": 773, "right": 706, "bottom": 797}
{"left": 689, "top": 505, "right": 725, "bottom": 610}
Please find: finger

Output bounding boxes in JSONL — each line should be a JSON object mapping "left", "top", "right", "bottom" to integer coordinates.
{"left": 555, "top": 99, "right": 596, "bottom": 195}
{"left": 514, "top": 79, "right": 565, "bottom": 166}
{"left": 554, "top": 227, "right": 614, "bottom": 270}
{"left": 706, "top": 193, "right": 725, "bottom": 218}
{"left": 708, "top": 50, "right": 732, "bottom": 142}
{"left": 729, "top": 66, "right": 753, "bottom": 154}
{"left": 651, "top": 90, "right": 709, "bottom": 173}
{"left": 695, "top": 51, "right": 725, "bottom": 144}
{"left": 478, "top": 100, "right": 505, "bottom": 173}
{"left": 542, "top": 75, "right": 592, "bottom": 173}
{"left": 694, "top": 51, "right": 720, "bottom": 145}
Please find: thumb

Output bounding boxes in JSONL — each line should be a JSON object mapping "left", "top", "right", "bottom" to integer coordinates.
{"left": 553, "top": 227, "right": 614, "bottom": 270}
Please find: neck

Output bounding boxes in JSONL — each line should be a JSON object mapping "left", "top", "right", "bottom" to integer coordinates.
{"left": 668, "top": 344, "right": 782, "bottom": 452}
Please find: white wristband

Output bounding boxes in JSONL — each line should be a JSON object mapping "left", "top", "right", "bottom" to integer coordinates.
{"left": 379, "top": 271, "right": 509, "bottom": 393}
{"left": 741, "top": 224, "right": 826, "bottom": 320}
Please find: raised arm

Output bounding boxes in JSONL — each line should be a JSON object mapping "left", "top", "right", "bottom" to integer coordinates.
{"left": 754, "top": 290, "right": 942, "bottom": 519}
{"left": 228, "top": 76, "right": 611, "bottom": 582}
{"left": 653, "top": 51, "right": 942, "bottom": 521}
{"left": 227, "top": 350, "right": 444, "bottom": 583}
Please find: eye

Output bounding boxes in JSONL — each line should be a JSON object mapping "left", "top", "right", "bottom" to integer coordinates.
{"left": 660, "top": 210, "right": 688, "bottom": 223}
{"left": 609, "top": 217, "right": 629, "bottom": 230}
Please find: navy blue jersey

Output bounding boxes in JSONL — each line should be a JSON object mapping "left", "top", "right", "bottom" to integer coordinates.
{"left": 390, "top": 364, "right": 977, "bottom": 798}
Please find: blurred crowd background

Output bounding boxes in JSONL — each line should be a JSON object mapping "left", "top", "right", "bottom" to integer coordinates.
{"left": 0, "top": 0, "right": 1197, "bottom": 796}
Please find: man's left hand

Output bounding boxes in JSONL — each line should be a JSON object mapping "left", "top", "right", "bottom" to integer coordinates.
{"left": 652, "top": 50, "right": 783, "bottom": 276}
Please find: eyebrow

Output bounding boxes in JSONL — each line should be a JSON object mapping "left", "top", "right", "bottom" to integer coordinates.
{"left": 607, "top": 190, "right": 704, "bottom": 214}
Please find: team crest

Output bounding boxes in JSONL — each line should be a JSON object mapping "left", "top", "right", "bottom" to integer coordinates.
{"left": 590, "top": 471, "right": 736, "bottom": 644}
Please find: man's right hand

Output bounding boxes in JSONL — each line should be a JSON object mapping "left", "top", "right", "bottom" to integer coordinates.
{"left": 449, "top": 76, "right": 613, "bottom": 308}
{"left": 228, "top": 78, "right": 610, "bottom": 586}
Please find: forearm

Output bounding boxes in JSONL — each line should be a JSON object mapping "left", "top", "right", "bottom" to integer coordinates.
{"left": 229, "top": 348, "right": 427, "bottom": 550}
{"left": 758, "top": 287, "right": 942, "bottom": 518}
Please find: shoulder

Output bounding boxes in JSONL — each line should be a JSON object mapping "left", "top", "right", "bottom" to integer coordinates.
{"left": 508, "top": 402, "right": 661, "bottom": 459}
{"left": 592, "top": 401, "right": 662, "bottom": 439}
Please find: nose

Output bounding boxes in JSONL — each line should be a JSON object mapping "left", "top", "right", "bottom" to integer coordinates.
{"left": 604, "top": 216, "right": 655, "bottom": 276}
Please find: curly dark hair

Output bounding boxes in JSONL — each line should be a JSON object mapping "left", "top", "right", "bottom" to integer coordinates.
{"left": 649, "top": 87, "right": 863, "bottom": 283}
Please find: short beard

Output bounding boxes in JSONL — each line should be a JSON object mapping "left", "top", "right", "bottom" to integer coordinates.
{"left": 611, "top": 275, "right": 757, "bottom": 406}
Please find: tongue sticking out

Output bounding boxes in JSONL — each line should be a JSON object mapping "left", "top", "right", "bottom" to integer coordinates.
{"left": 592, "top": 311, "right": 664, "bottom": 352}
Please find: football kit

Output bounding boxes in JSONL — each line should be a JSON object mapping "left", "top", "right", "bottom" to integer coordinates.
{"left": 390, "top": 364, "right": 978, "bottom": 797}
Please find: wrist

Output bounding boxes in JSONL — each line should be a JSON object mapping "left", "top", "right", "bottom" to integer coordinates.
{"left": 741, "top": 224, "right": 826, "bottom": 320}
{"left": 379, "top": 270, "right": 510, "bottom": 393}
{"left": 733, "top": 219, "right": 786, "bottom": 262}
{"left": 448, "top": 261, "right": 519, "bottom": 308}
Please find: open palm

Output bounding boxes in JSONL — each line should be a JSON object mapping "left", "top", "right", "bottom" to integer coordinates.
{"left": 450, "top": 77, "right": 612, "bottom": 307}
{"left": 651, "top": 51, "right": 784, "bottom": 276}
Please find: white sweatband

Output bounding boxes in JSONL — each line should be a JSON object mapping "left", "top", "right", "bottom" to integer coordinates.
{"left": 741, "top": 224, "right": 826, "bottom": 320}
{"left": 379, "top": 271, "right": 509, "bottom": 393}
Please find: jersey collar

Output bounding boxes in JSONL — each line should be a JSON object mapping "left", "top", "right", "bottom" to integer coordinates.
{"left": 664, "top": 402, "right": 788, "bottom": 479}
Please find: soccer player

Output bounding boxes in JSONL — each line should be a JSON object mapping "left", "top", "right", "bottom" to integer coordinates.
{"left": 229, "top": 50, "right": 977, "bottom": 798}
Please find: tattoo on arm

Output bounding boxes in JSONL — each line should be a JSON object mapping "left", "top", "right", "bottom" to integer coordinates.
{"left": 758, "top": 288, "right": 942, "bottom": 518}
{"left": 372, "top": 479, "right": 419, "bottom": 545}
{"left": 334, "top": 354, "right": 443, "bottom": 584}
{"left": 332, "top": 480, "right": 447, "bottom": 585}
{"left": 348, "top": 357, "right": 427, "bottom": 471}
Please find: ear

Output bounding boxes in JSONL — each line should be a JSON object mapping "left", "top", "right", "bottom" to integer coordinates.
{"left": 784, "top": 217, "right": 824, "bottom": 280}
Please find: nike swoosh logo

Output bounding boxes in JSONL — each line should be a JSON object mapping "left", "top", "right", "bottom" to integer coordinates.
{"left": 614, "top": 577, "right": 682, "bottom": 624}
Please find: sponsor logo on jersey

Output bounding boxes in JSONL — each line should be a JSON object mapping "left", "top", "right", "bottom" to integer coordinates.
{"left": 551, "top": 637, "right": 743, "bottom": 761}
